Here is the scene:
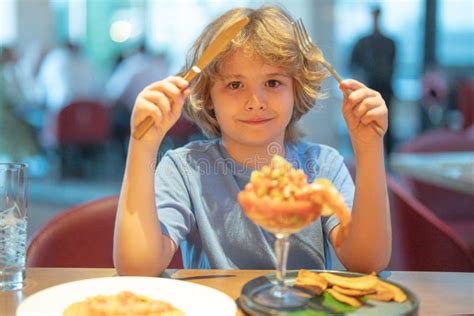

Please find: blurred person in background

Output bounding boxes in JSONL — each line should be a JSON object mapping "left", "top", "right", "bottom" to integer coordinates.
{"left": 350, "top": 6, "right": 396, "bottom": 155}
{"left": 0, "top": 46, "right": 40, "bottom": 162}
{"left": 36, "top": 41, "right": 104, "bottom": 111}
{"left": 15, "top": 42, "right": 49, "bottom": 110}
{"left": 35, "top": 42, "right": 107, "bottom": 178}
{"left": 3, "top": 43, "right": 50, "bottom": 130}
{"left": 106, "top": 43, "right": 169, "bottom": 110}
{"left": 105, "top": 43, "right": 170, "bottom": 156}
{"left": 0, "top": 47, "right": 28, "bottom": 108}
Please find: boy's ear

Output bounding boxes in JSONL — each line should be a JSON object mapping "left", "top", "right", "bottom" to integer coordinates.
{"left": 209, "top": 109, "right": 216, "bottom": 119}
{"left": 205, "top": 105, "right": 216, "bottom": 118}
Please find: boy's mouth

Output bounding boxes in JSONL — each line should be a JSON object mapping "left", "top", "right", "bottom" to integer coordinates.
{"left": 239, "top": 117, "right": 273, "bottom": 125}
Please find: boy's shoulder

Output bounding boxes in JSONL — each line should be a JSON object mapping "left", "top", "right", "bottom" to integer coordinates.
{"left": 290, "top": 140, "right": 341, "bottom": 158}
{"left": 164, "top": 139, "right": 221, "bottom": 160}
{"left": 163, "top": 139, "right": 341, "bottom": 163}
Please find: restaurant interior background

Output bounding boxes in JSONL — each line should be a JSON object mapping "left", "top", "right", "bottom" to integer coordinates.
{"left": 0, "top": 0, "right": 473, "bottom": 268}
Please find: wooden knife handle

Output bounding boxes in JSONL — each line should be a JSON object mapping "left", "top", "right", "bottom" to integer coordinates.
{"left": 132, "top": 66, "right": 202, "bottom": 140}
{"left": 132, "top": 116, "right": 155, "bottom": 140}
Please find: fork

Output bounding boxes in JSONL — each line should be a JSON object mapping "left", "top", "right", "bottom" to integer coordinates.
{"left": 293, "top": 18, "right": 385, "bottom": 137}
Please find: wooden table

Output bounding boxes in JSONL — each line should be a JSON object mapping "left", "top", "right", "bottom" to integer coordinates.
{"left": 2, "top": 269, "right": 473, "bottom": 315}
{"left": 390, "top": 152, "right": 474, "bottom": 195}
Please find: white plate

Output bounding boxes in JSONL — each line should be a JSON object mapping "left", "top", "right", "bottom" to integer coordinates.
{"left": 17, "top": 276, "right": 237, "bottom": 316}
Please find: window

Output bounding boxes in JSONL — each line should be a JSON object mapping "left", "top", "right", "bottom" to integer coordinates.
{"left": 0, "top": 0, "right": 17, "bottom": 45}
{"left": 146, "top": 0, "right": 255, "bottom": 74}
{"left": 436, "top": 0, "right": 474, "bottom": 65}
{"left": 335, "top": 0, "right": 424, "bottom": 100}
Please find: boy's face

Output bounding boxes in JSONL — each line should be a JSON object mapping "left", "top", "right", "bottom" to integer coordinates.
{"left": 209, "top": 49, "right": 294, "bottom": 149}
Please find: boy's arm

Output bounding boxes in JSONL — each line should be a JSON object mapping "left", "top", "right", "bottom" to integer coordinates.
{"left": 330, "top": 142, "right": 391, "bottom": 274}
{"left": 113, "top": 77, "right": 190, "bottom": 276}
{"left": 113, "top": 138, "right": 177, "bottom": 276}
{"left": 331, "top": 79, "right": 391, "bottom": 274}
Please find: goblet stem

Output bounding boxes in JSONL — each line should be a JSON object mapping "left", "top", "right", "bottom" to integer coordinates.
{"left": 250, "top": 233, "right": 311, "bottom": 309}
{"left": 274, "top": 234, "right": 290, "bottom": 291}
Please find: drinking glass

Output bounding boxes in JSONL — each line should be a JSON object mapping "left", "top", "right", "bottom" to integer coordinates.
{"left": 0, "top": 163, "right": 28, "bottom": 291}
{"left": 239, "top": 196, "right": 322, "bottom": 309}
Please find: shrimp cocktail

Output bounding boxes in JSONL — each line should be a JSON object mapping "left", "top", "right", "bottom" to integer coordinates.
{"left": 238, "top": 155, "right": 351, "bottom": 309}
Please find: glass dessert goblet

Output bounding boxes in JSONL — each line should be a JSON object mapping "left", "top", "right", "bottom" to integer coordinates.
{"left": 238, "top": 193, "right": 322, "bottom": 309}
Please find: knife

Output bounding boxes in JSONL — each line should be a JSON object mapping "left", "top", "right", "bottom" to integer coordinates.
{"left": 132, "top": 16, "right": 250, "bottom": 140}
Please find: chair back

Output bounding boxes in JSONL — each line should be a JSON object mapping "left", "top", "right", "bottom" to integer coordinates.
{"left": 387, "top": 176, "right": 474, "bottom": 272}
{"left": 457, "top": 78, "right": 474, "bottom": 129}
{"left": 27, "top": 195, "right": 183, "bottom": 269}
{"left": 166, "top": 116, "right": 201, "bottom": 143}
{"left": 56, "top": 100, "right": 111, "bottom": 145}
{"left": 397, "top": 128, "right": 474, "bottom": 153}
{"left": 344, "top": 159, "right": 356, "bottom": 180}
{"left": 395, "top": 128, "right": 474, "bottom": 237}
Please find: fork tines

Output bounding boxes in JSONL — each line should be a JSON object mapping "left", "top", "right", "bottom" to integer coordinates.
{"left": 294, "top": 18, "right": 312, "bottom": 53}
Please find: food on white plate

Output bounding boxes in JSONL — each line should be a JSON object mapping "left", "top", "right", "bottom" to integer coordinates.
{"left": 63, "top": 291, "right": 184, "bottom": 316}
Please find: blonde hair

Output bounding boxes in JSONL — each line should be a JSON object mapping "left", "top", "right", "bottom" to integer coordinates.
{"left": 181, "top": 5, "right": 328, "bottom": 142}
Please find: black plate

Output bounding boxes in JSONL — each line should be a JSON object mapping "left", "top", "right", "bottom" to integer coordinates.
{"left": 238, "top": 270, "right": 419, "bottom": 315}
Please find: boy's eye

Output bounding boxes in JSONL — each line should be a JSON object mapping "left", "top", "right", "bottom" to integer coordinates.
{"left": 227, "top": 81, "right": 242, "bottom": 89}
{"left": 266, "top": 80, "right": 281, "bottom": 88}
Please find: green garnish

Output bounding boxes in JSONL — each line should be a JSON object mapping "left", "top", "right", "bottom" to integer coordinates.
{"left": 287, "top": 310, "right": 327, "bottom": 316}
{"left": 319, "top": 291, "right": 357, "bottom": 313}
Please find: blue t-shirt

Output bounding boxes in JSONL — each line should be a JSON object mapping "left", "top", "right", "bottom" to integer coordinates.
{"left": 155, "top": 139, "right": 354, "bottom": 269}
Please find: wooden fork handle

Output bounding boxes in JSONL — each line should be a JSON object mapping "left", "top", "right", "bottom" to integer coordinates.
{"left": 320, "top": 61, "right": 385, "bottom": 137}
{"left": 132, "top": 69, "right": 200, "bottom": 140}
{"left": 342, "top": 86, "right": 385, "bottom": 137}
{"left": 369, "top": 122, "right": 385, "bottom": 137}
{"left": 320, "top": 60, "right": 344, "bottom": 83}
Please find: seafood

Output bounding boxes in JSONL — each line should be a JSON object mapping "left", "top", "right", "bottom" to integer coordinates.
{"left": 238, "top": 155, "right": 352, "bottom": 242}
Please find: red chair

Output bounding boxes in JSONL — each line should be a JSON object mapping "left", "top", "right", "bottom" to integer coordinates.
{"left": 56, "top": 100, "right": 111, "bottom": 145}
{"left": 27, "top": 195, "right": 183, "bottom": 269}
{"left": 397, "top": 128, "right": 474, "bottom": 153}
{"left": 166, "top": 116, "right": 202, "bottom": 146}
{"left": 395, "top": 128, "right": 474, "bottom": 250}
{"left": 387, "top": 176, "right": 474, "bottom": 272}
{"left": 42, "top": 101, "right": 111, "bottom": 147}
{"left": 344, "top": 158, "right": 356, "bottom": 180}
{"left": 345, "top": 158, "right": 473, "bottom": 270}
{"left": 41, "top": 100, "right": 112, "bottom": 178}
{"left": 457, "top": 78, "right": 474, "bottom": 130}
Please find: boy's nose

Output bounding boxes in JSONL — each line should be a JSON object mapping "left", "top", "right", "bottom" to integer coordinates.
{"left": 245, "top": 94, "right": 266, "bottom": 111}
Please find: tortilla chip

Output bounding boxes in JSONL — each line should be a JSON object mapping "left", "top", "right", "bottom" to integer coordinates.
{"left": 320, "top": 272, "right": 378, "bottom": 291}
{"left": 332, "top": 285, "right": 376, "bottom": 297}
{"left": 378, "top": 279, "right": 407, "bottom": 303}
{"left": 366, "top": 289, "right": 394, "bottom": 302}
{"left": 327, "top": 288, "right": 362, "bottom": 307}
{"left": 294, "top": 269, "right": 329, "bottom": 294}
